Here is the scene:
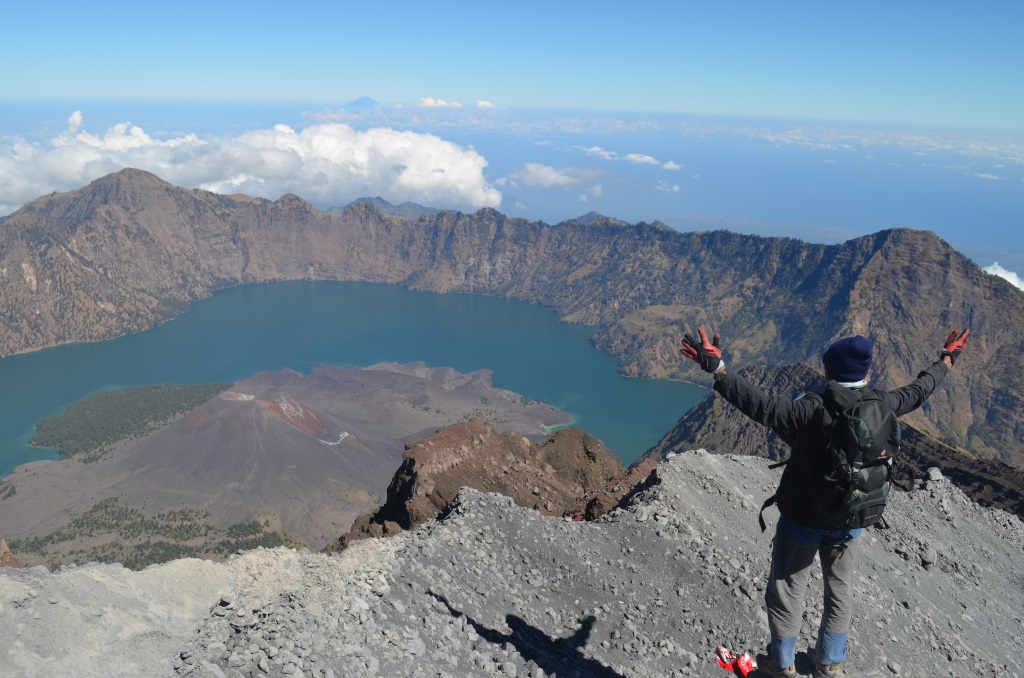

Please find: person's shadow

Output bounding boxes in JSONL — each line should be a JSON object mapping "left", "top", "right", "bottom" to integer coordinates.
{"left": 430, "top": 592, "right": 624, "bottom": 678}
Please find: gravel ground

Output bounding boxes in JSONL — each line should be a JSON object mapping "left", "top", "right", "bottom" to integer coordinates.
{"left": 2, "top": 450, "right": 1022, "bottom": 677}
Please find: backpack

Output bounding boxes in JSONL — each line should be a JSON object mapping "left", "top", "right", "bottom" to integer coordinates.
{"left": 759, "top": 390, "right": 902, "bottom": 532}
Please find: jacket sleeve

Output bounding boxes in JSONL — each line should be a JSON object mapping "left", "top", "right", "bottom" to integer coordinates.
{"left": 881, "top": 360, "right": 950, "bottom": 416}
{"left": 712, "top": 370, "right": 820, "bottom": 442}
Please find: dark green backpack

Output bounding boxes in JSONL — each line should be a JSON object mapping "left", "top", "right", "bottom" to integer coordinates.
{"left": 759, "top": 390, "right": 902, "bottom": 531}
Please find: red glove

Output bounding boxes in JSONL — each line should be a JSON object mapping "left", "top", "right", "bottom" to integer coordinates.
{"left": 681, "top": 328, "right": 724, "bottom": 374}
{"left": 941, "top": 327, "right": 969, "bottom": 365}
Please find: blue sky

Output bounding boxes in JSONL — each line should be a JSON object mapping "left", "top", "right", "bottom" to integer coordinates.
{"left": 2, "top": 2, "right": 1023, "bottom": 284}
{"left": 4, "top": 1, "right": 1023, "bottom": 129}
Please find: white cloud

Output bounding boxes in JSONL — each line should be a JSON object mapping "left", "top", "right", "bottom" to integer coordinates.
{"left": 508, "top": 163, "right": 603, "bottom": 189}
{"left": 984, "top": 262, "right": 1024, "bottom": 291}
{"left": 580, "top": 146, "right": 617, "bottom": 160}
{"left": 291, "top": 109, "right": 1024, "bottom": 168}
{"left": 579, "top": 146, "right": 676, "bottom": 168}
{"left": 623, "top": 153, "right": 660, "bottom": 165}
{"left": 418, "top": 97, "right": 463, "bottom": 108}
{"left": 655, "top": 181, "right": 680, "bottom": 193}
{"left": 0, "top": 111, "right": 502, "bottom": 215}
{"left": 579, "top": 184, "right": 604, "bottom": 202}
{"left": 974, "top": 172, "right": 1003, "bottom": 180}
{"left": 513, "top": 163, "right": 577, "bottom": 188}
{"left": 476, "top": 100, "right": 496, "bottom": 108}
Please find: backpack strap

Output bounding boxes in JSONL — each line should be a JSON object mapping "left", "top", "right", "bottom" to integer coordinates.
{"left": 758, "top": 493, "right": 777, "bottom": 532}
{"left": 757, "top": 395, "right": 827, "bottom": 532}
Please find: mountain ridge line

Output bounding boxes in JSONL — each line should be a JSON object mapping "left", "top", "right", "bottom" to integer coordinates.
{"left": 2, "top": 168, "right": 1022, "bottom": 464}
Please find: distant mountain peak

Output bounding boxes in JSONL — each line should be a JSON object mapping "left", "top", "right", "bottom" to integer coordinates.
{"left": 349, "top": 196, "right": 392, "bottom": 208}
{"left": 342, "top": 196, "right": 440, "bottom": 220}
{"left": 274, "top": 193, "right": 315, "bottom": 210}
{"left": 110, "top": 167, "right": 161, "bottom": 179}
{"left": 90, "top": 167, "right": 169, "bottom": 188}
{"left": 344, "top": 97, "right": 380, "bottom": 113}
{"left": 575, "top": 211, "right": 607, "bottom": 223}
{"left": 571, "top": 211, "right": 627, "bottom": 227}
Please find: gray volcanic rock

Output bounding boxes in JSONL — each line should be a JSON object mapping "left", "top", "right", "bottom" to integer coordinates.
{"left": 0, "top": 362, "right": 568, "bottom": 563}
{"left": 2, "top": 451, "right": 1022, "bottom": 678}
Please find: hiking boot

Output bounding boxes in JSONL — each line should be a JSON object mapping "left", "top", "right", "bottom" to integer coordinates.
{"left": 761, "top": 661, "right": 797, "bottom": 677}
{"left": 812, "top": 660, "right": 883, "bottom": 677}
{"left": 757, "top": 644, "right": 797, "bottom": 677}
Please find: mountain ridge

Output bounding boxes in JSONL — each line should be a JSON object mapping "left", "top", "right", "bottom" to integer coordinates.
{"left": 2, "top": 169, "right": 1022, "bottom": 464}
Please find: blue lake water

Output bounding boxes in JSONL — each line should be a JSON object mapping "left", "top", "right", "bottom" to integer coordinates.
{"left": 0, "top": 281, "right": 704, "bottom": 478}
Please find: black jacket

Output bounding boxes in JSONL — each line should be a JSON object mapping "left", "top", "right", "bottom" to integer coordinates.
{"left": 712, "top": 360, "right": 949, "bottom": 529}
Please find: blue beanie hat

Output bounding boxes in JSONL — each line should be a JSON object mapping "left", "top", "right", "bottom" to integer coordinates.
{"left": 823, "top": 335, "right": 873, "bottom": 382}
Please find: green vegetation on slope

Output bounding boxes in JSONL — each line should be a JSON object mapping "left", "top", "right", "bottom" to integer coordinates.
{"left": 30, "top": 382, "right": 233, "bottom": 462}
{"left": 7, "top": 497, "right": 291, "bottom": 570}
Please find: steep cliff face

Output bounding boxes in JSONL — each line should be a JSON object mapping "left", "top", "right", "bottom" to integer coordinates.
{"left": 2, "top": 169, "right": 1022, "bottom": 464}
{"left": 649, "top": 363, "right": 1024, "bottom": 519}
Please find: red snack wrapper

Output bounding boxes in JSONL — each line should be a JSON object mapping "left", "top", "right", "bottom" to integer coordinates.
{"left": 714, "top": 645, "right": 758, "bottom": 676}
{"left": 715, "top": 645, "right": 737, "bottom": 670}
{"left": 735, "top": 652, "right": 758, "bottom": 676}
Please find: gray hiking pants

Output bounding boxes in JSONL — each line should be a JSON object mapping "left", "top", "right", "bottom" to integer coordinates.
{"left": 765, "top": 516, "right": 861, "bottom": 666}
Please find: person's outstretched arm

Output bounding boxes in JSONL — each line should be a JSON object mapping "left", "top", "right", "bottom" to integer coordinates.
{"left": 882, "top": 328, "right": 968, "bottom": 416}
{"left": 680, "top": 328, "right": 817, "bottom": 441}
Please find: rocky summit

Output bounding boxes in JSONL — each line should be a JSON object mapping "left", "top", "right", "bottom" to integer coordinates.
{"left": 326, "top": 419, "right": 643, "bottom": 553}
{"left": 2, "top": 451, "right": 1022, "bottom": 678}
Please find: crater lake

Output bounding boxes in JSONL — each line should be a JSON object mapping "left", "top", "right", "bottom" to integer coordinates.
{"left": 0, "top": 281, "right": 704, "bottom": 478}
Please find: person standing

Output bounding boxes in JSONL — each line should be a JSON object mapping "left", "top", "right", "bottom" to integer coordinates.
{"left": 679, "top": 327, "right": 969, "bottom": 678}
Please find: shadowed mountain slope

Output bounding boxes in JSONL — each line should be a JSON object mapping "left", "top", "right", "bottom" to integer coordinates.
{"left": 2, "top": 169, "right": 1022, "bottom": 464}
